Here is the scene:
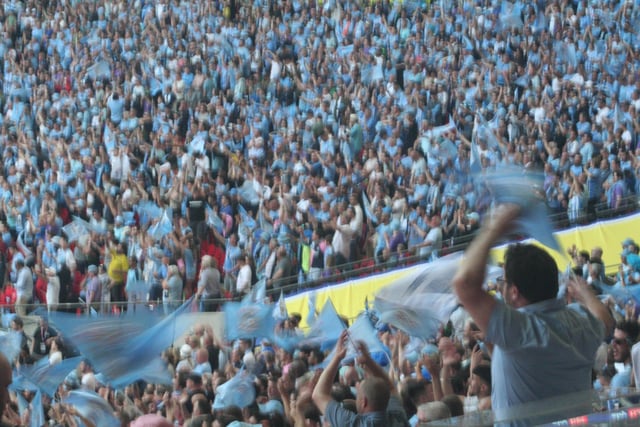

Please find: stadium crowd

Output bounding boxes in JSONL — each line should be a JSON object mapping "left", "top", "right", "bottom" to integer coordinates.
{"left": 2, "top": 0, "right": 640, "bottom": 425}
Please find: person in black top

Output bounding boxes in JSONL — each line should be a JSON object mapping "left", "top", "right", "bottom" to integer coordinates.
{"left": 31, "top": 316, "right": 58, "bottom": 361}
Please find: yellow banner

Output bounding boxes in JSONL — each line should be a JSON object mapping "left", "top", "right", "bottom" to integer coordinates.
{"left": 286, "top": 213, "right": 640, "bottom": 323}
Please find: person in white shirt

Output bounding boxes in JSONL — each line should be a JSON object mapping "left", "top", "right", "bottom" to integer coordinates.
{"left": 14, "top": 259, "right": 33, "bottom": 316}
{"left": 235, "top": 254, "right": 253, "bottom": 296}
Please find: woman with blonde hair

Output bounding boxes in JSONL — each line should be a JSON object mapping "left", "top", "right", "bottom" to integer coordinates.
{"left": 162, "top": 265, "right": 183, "bottom": 314}
{"left": 196, "top": 255, "right": 221, "bottom": 312}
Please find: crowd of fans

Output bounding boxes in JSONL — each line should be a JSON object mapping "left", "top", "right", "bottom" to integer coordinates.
{"left": 2, "top": 0, "right": 640, "bottom": 425}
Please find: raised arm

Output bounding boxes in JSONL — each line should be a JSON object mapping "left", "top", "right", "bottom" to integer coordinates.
{"left": 451, "top": 204, "right": 521, "bottom": 331}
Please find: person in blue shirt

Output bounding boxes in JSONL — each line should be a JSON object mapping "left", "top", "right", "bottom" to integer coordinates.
{"left": 453, "top": 204, "right": 613, "bottom": 419}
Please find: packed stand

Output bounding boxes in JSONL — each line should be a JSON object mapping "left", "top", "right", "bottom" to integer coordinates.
{"left": 1, "top": 0, "right": 640, "bottom": 424}
{"left": 1, "top": 0, "right": 640, "bottom": 313}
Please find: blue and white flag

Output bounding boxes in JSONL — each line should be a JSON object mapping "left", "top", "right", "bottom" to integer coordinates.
{"left": 64, "top": 390, "right": 121, "bottom": 427}
{"left": 480, "top": 167, "right": 561, "bottom": 252}
{"left": 18, "top": 356, "right": 83, "bottom": 397}
{"left": 224, "top": 301, "right": 277, "bottom": 341}
{"left": 362, "top": 190, "right": 378, "bottom": 225}
{"left": 137, "top": 201, "right": 163, "bottom": 227}
{"left": 374, "top": 254, "right": 463, "bottom": 339}
{"left": 0, "top": 331, "right": 22, "bottom": 363}
{"left": 303, "top": 299, "right": 346, "bottom": 346}
{"left": 213, "top": 370, "right": 256, "bottom": 409}
{"left": 273, "top": 290, "right": 288, "bottom": 321}
{"left": 206, "top": 205, "right": 225, "bottom": 234}
{"left": 16, "top": 389, "right": 44, "bottom": 427}
{"left": 148, "top": 210, "right": 173, "bottom": 242}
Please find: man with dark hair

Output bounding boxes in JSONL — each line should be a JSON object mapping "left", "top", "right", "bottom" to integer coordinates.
{"left": 453, "top": 205, "right": 614, "bottom": 417}
{"left": 610, "top": 321, "right": 639, "bottom": 387}
{"left": 312, "top": 331, "right": 409, "bottom": 426}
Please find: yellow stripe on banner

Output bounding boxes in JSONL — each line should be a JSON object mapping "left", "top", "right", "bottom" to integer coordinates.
{"left": 285, "top": 213, "right": 640, "bottom": 324}
{"left": 490, "top": 213, "right": 640, "bottom": 275}
{"left": 286, "top": 266, "right": 422, "bottom": 330}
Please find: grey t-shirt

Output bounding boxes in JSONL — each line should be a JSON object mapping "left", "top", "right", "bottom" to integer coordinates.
{"left": 324, "top": 395, "right": 409, "bottom": 427}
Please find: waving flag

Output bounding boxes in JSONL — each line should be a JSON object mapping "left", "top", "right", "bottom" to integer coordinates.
{"left": 238, "top": 204, "right": 257, "bottom": 231}
{"left": 18, "top": 356, "right": 83, "bottom": 397}
{"left": 273, "top": 290, "right": 288, "bottom": 321}
{"left": 46, "top": 297, "right": 196, "bottom": 389}
{"left": 480, "top": 167, "right": 561, "bottom": 252}
{"left": 306, "top": 291, "right": 318, "bottom": 327}
{"left": 0, "top": 331, "right": 22, "bottom": 364}
{"left": 430, "top": 115, "right": 457, "bottom": 140}
{"left": 316, "top": 313, "right": 386, "bottom": 369}
{"left": 62, "top": 219, "right": 87, "bottom": 243}
{"left": 374, "top": 254, "right": 463, "bottom": 339}
{"left": 16, "top": 390, "right": 44, "bottom": 427}
{"left": 148, "top": 210, "right": 173, "bottom": 242}
{"left": 362, "top": 190, "right": 378, "bottom": 225}
{"left": 242, "top": 278, "right": 267, "bottom": 305}
{"left": 137, "top": 201, "right": 163, "bottom": 227}
{"left": 224, "top": 301, "right": 277, "bottom": 341}
{"left": 213, "top": 370, "right": 256, "bottom": 409}
{"left": 206, "top": 205, "right": 225, "bottom": 234}
{"left": 63, "top": 390, "right": 121, "bottom": 427}
{"left": 303, "top": 299, "right": 346, "bottom": 347}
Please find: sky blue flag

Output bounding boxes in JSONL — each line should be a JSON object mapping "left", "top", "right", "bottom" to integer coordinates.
{"left": 430, "top": 115, "right": 457, "bottom": 140}
{"left": 306, "top": 291, "right": 318, "bottom": 327}
{"left": 316, "top": 313, "right": 385, "bottom": 369}
{"left": 148, "top": 210, "right": 173, "bottom": 241}
{"left": 476, "top": 112, "right": 501, "bottom": 151}
{"left": 71, "top": 215, "right": 107, "bottom": 235}
{"left": 18, "top": 356, "right": 83, "bottom": 397}
{"left": 239, "top": 180, "right": 260, "bottom": 206}
{"left": 374, "top": 254, "right": 463, "bottom": 339}
{"left": 500, "top": 1, "right": 523, "bottom": 29}
{"left": 224, "top": 301, "right": 277, "bottom": 341}
{"left": 238, "top": 204, "right": 257, "bottom": 231}
{"left": 16, "top": 389, "right": 44, "bottom": 427}
{"left": 137, "top": 200, "right": 163, "bottom": 227}
{"left": 213, "top": 371, "right": 256, "bottom": 409}
{"left": 303, "top": 299, "right": 346, "bottom": 347}
{"left": 63, "top": 390, "right": 121, "bottom": 427}
{"left": 62, "top": 219, "right": 87, "bottom": 243}
{"left": 1, "top": 312, "right": 15, "bottom": 328}
{"left": 46, "top": 297, "right": 196, "bottom": 389}
{"left": 362, "top": 190, "right": 378, "bottom": 225}
{"left": 258, "top": 204, "right": 274, "bottom": 235}
{"left": 345, "top": 314, "right": 386, "bottom": 358}
{"left": 188, "top": 133, "right": 206, "bottom": 155}
{"left": 273, "top": 290, "right": 288, "bottom": 321}
{"left": 0, "top": 331, "right": 21, "bottom": 363}
{"left": 595, "top": 283, "right": 640, "bottom": 308}
{"left": 206, "top": 205, "right": 225, "bottom": 234}
{"left": 86, "top": 61, "right": 110, "bottom": 80}
{"left": 479, "top": 167, "right": 561, "bottom": 252}
{"left": 242, "top": 278, "right": 267, "bottom": 305}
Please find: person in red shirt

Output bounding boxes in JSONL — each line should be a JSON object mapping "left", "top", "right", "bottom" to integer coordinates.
{"left": 0, "top": 283, "right": 17, "bottom": 312}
